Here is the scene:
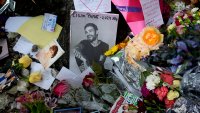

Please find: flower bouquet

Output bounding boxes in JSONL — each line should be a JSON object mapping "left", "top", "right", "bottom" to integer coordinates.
{"left": 147, "top": 7, "right": 200, "bottom": 75}
{"left": 138, "top": 67, "right": 181, "bottom": 113}
{"left": 104, "top": 26, "right": 164, "bottom": 97}
{"left": 16, "top": 91, "right": 53, "bottom": 113}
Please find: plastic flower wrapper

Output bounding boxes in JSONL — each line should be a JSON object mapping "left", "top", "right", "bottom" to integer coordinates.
{"left": 82, "top": 72, "right": 120, "bottom": 105}
{"left": 109, "top": 49, "right": 150, "bottom": 97}
{"left": 58, "top": 87, "right": 109, "bottom": 112}
{"left": 170, "top": 97, "right": 200, "bottom": 113}
{"left": 181, "top": 63, "right": 200, "bottom": 102}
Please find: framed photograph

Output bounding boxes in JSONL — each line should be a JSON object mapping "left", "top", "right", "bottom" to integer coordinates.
{"left": 54, "top": 107, "right": 82, "bottom": 113}
{"left": 36, "top": 40, "right": 64, "bottom": 69}
{"left": 70, "top": 10, "right": 119, "bottom": 74}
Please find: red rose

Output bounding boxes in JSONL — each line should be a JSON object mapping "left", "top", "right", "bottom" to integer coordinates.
{"left": 82, "top": 73, "right": 95, "bottom": 88}
{"left": 154, "top": 86, "right": 168, "bottom": 101}
{"left": 160, "top": 71, "right": 174, "bottom": 85}
{"left": 53, "top": 80, "right": 70, "bottom": 97}
{"left": 165, "top": 98, "right": 175, "bottom": 108}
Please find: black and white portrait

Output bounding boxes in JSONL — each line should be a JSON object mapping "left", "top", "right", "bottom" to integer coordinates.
{"left": 70, "top": 11, "right": 119, "bottom": 74}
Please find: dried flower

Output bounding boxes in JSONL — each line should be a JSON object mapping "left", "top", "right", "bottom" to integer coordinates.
{"left": 29, "top": 72, "right": 42, "bottom": 83}
{"left": 18, "top": 55, "right": 32, "bottom": 68}
{"left": 53, "top": 80, "right": 70, "bottom": 97}
{"left": 167, "top": 90, "right": 179, "bottom": 100}
{"left": 154, "top": 86, "right": 168, "bottom": 101}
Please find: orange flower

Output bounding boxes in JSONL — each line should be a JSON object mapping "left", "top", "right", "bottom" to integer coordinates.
{"left": 139, "top": 27, "right": 164, "bottom": 50}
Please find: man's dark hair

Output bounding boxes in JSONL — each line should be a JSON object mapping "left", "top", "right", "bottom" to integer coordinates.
{"left": 84, "top": 23, "right": 98, "bottom": 31}
{"left": 49, "top": 45, "right": 58, "bottom": 58}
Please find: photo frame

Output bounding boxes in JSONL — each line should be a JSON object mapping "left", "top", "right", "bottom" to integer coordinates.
{"left": 70, "top": 11, "right": 119, "bottom": 74}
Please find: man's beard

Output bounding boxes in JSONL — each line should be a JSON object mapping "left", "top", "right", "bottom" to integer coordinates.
{"left": 87, "top": 35, "right": 97, "bottom": 42}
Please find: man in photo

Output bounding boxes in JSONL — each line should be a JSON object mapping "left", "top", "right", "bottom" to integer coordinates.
{"left": 74, "top": 23, "right": 109, "bottom": 72}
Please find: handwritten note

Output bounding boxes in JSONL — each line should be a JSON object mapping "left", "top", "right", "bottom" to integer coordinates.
{"left": 71, "top": 11, "right": 118, "bottom": 21}
{"left": 73, "top": 0, "right": 111, "bottom": 13}
{"left": 140, "top": 0, "right": 163, "bottom": 27}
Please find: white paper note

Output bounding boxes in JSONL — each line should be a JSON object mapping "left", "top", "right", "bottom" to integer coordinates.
{"left": 30, "top": 62, "right": 44, "bottom": 73}
{"left": 5, "top": 17, "right": 31, "bottom": 32}
{"left": 56, "top": 66, "right": 80, "bottom": 88}
{"left": 33, "top": 68, "right": 55, "bottom": 90}
{"left": 73, "top": 0, "right": 111, "bottom": 13}
{"left": 56, "top": 67, "right": 78, "bottom": 80}
{"left": 13, "top": 36, "right": 39, "bottom": 57}
{"left": 140, "top": 0, "right": 164, "bottom": 27}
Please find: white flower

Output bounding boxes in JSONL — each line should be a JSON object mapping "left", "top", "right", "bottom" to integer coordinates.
{"left": 191, "top": 7, "right": 199, "bottom": 13}
{"left": 193, "top": 14, "right": 196, "bottom": 17}
{"left": 17, "top": 80, "right": 29, "bottom": 92}
{"left": 197, "top": 20, "right": 200, "bottom": 24}
{"left": 183, "top": 14, "right": 188, "bottom": 19}
{"left": 175, "top": 1, "right": 186, "bottom": 11}
{"left": 146, "top": 73, "right": 160, "bottom": 83}
{"left": 146, "top": 82, "right": 156, "bottom": 90}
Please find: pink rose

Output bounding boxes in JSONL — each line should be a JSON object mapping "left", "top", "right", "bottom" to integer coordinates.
{"left": 165, "top": 98, "right": 175, "bottom": 108}
{"left": 160, "top": 71, "right": 174, "bottom": 85}
{"left": 154, "top": 86, "right": 169, "bottom": 101}
{"left": 53, "top": 80, "right": 70, "bottom": 97}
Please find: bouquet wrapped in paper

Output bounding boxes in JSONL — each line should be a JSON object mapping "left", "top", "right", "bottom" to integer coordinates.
{"left": 105, "top": 27, "right": 164, "bottom": 97}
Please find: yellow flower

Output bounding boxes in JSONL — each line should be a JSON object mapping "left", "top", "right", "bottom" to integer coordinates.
{"left": 172, "top": 80, "right": 181, "bottom": 88}
{"left": 167, "top": 90, "right": 179, "bottom": 100}
{"left": 18, "top": 55, "right": 32, "bottom": 68}
{"left": 29, "top": 72, "right": 42, "bottom": 83}
{"left": 104, "top": 45, "right": 119, "bottom": 56}
{"left": 167, "top": 24, "right": 176, "bottom": 33}
{"left": 139, "top": 27, "right": 164, "bottom": 50}
{"left": 118, "top": 42, "right": 127, "bottom": 49}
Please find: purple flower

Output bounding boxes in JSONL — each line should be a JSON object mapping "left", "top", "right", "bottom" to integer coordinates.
{"left": 170, "top": 66, "right": 178, "bottom": 73}
{"left": 186, "top": 40, "right": 199, "bottom": 48}
{"left": 177, "top": 41, "right": 188, "bottom": 52}
{"left": 169, "top": 55, "right": 183, "bottom": 65}
{"left": 141, "top": 83, "right": 150, "bottom": 97}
